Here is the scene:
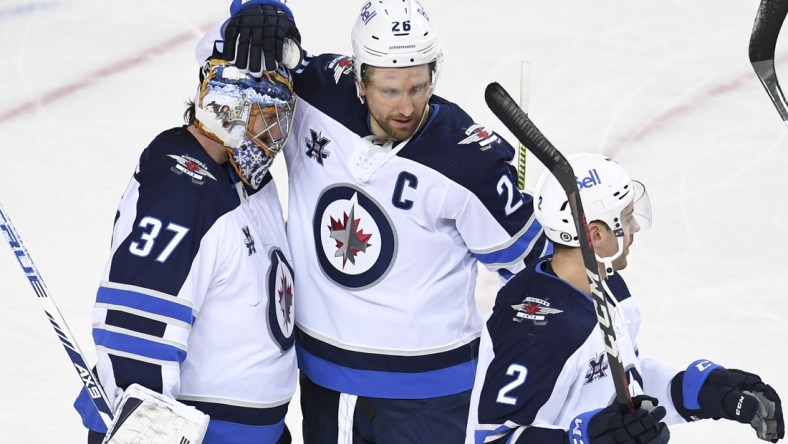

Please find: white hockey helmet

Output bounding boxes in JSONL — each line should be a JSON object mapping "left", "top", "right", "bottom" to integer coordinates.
{"left": 533, "top": 153, "right": 651, "bottom": 249}
{"left": 194, "top": 59, "right": 295, "bottom": 189}
{"left": 351, "top": 0, "right": 443, "bottom": 93}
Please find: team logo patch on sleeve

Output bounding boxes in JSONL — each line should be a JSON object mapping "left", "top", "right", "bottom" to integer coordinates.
{"left": 511, "top": 296, "right": 563, "bottom": 325}
{"left": 305, "top": 129, "right": 332, "bottom": 165}
{"left": 313, "top": 184, "right": 397, "bottom": 290}
{"left": 267, "top": 248, "right": 295, "bottom": 352}
{"left": 168, "top": 154, "right": 217, "bottom": 185}
{"left": 584, "top": 352, "right": 610, "bottom": 384}
{"left": 328, "top": 56, "right": 354, "bottom": 84}
{"left": 459, "top": 124, "right": 499, "bottom": 150}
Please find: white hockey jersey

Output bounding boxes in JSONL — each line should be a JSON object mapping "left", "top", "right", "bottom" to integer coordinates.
{"left": 74, "top": 127, "right": 297, "bottom": 443}
{"left": 468, "top": 257, "right": 685, "bottom": 443}
{"left": 284, "top": 53, "right": 549, "bottom": 399}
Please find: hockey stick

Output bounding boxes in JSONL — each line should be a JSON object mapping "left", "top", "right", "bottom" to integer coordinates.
{"left": 484, "top": 82, "right": 634, "bottom": 413}
{"left": 0, "top": 200, "right": 114, "bottom": 428}
{"left": 516, "top": 61, "right": 531, "bottom": 190}
{"left": 749, "top": 0, "right": 788, "bottom": 126}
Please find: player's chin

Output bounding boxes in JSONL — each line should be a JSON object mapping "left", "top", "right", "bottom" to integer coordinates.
{"left": 385, "top": 123, "right": 418, "bottom": 141}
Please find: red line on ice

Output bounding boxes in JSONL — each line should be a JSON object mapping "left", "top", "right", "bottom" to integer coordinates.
{"left": 0, "top": 22, "right": 215, "bottom": 125}
{"left": 602, "top": 54, "right": 788, "bottom": 158}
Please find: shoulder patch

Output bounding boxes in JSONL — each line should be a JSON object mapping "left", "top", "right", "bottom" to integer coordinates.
{"left": 327, "top": 55, "right": 354, "bottom": 85}
{"left": 167, "top": 154, "right": 217, "bottom": 185}
{"left": 511, "top": 295, "right": 563, "bottom": 326}
{"left": 458, "top": 124, "right": 500, "bottom": 149}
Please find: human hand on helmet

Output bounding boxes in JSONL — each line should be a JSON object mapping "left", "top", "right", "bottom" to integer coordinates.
{"left": 217, "top": 0, "right": 303, "bottom": 76}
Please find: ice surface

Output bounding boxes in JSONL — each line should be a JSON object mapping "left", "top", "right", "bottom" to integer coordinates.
{"left": 1, "top": 1, "right": 785, "bottom": 442}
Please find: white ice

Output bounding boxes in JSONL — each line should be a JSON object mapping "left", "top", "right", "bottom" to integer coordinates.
{"left": 1, "top": 1, "right": 786, "bottom": 442}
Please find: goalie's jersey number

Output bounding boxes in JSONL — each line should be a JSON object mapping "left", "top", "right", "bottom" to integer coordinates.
{"left": 313, "top": 184, "right": 398, "bottom": 290}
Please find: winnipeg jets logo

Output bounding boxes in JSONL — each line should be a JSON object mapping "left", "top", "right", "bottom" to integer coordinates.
{"left": 511, "top": 296, "right": 563, "bottom": 325}
{"left": 329, "top": 203, "right": 373, "bottom": 268}
{"left": 278, "top": 274, "right": 293, "bottom": 328}
{"left": 314, "top": 185, "right": 397, "bottom": 290}
{"left": 459, "top": 124, "right": 499, "bottom": 150}
{"left": 305, "top": 129, "right": 331, "bottom": 165}
{"left": 267, "top": 248, "right": 295, "bottom": 351}
{"left": 584, "top": 352, "right": 610, "bottom": 384}
{"left": 242, "top": 226, "right": 256, "bottom": 256}
{"left": 328, "top": 56, "right": 354, "bottom": 84}
{"left": 168, "top": 154, "right": 216, "bottom": 185}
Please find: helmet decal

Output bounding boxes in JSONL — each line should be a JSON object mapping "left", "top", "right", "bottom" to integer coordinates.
{"left": 194, "top": 59, "right": 296, "bottom": 188}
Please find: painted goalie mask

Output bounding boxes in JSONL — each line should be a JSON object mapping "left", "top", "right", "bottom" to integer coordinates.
{"left": 195, "top": 59, "right": 296, "bottom": 189}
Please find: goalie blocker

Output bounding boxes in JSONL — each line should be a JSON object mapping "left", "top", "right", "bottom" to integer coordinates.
{"left": 100, "top": 384, "right": 209, "bottom": 444}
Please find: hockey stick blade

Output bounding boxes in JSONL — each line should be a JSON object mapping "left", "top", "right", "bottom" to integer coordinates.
{"left": 749, "top": 0, "right": 788, "bottom": 125}
{"left": 0, "top": 200, "right": 114, "bottom": 428}
{"left": 485, "top": 82, "right": 634, "bottom": 412}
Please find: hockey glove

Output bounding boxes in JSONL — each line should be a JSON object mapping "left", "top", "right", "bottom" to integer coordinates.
{"left": 102, "top": 383, "right": 210, "bottom": 444}
{"left": 567, "top": 395, "right": 670, "bottom": 444}
{"left": 219, "top": 2, "right": 302, "bottom": 75}
{"left": 671, "top": 359, "right": 784, "bottom": 442}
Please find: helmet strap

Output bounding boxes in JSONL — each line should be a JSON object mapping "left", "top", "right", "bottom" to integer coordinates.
{"left": 595, "top": 233, "right": 625, "bottom": 277}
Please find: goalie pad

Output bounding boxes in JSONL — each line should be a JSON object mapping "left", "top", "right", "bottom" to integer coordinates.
{"left": 102, "top": 383, "right": 209, "bottom": 444}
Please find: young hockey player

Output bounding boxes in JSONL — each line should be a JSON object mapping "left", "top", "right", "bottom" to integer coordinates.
{"left": 469, "top": 153, "right": 784, "bottom": 444}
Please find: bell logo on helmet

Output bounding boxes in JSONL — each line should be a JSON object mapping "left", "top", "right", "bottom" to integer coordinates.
{"left": 360, "top": 1, "right": 377, "bottom": 24}
{"left": 576, "top": 169, "right": 602, "bottom": 189}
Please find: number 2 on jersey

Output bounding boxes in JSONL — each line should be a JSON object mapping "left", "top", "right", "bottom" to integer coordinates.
{"left": 129, "top": 216, "right": 189, "bottom": 263}
{"left": 496, "top": 363, "right": 528, "bottom": 406}
{"left": 497, "top": 174, "right": 524, "bottom": 216}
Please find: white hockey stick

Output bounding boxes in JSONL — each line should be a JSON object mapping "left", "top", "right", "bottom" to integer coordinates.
{"left": 516, "top": 61, "right": 531, "bottom": 190}
{"left": 0, "top": 199, "right": 114, "bottom": 428}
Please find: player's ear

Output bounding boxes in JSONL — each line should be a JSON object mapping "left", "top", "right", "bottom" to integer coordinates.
{"left": 357, "top": 79, "right": 368, "bottom": 97}
{"left": 587, "top": 221, "right": 608, "bottom": 248}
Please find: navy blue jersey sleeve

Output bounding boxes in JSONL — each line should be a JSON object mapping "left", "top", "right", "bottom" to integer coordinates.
{"left": 92, "top": 128, "right": 236, "bottom": 397}
{"left": 399, "top": 100, "right": 549, "bottom": 277}
{"left": 291, "top": 52, "right": 371, "bottom": 135}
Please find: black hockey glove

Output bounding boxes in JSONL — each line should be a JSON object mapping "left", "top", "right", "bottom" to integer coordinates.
{"left": 219, "top": 2, "right": 302, "bottom": 75}
{"left": 671, "top": 359, "right": 784, "bottom": 442}
{"left": 567, "top": 395, "right": 670, "bottom": 444}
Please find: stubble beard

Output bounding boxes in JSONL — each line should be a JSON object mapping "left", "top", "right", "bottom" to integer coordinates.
{"left": 371, "top": 106, "right": 426, "bottom": 142}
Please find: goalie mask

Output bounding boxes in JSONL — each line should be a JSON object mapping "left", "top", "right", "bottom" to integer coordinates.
{"left": 194, "top": 59, "right": 296, "bottom": 189}
{"left": 534, "top": 153, "right": 652, "bottom": 269}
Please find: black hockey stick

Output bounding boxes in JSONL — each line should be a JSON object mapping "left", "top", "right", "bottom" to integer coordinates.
{"left": 484, "top": 82, "right": 634, "bottom": 413}
{"left": 750, "top": 0, "right": 788, "bottom": 126}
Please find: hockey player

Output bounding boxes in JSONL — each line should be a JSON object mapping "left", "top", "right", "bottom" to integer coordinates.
{"left": 199, "top": 0, "right": 550, "bottom": 441}
{"left": 72, "top": 59, "right": 299, "bottom": 443}
{"left": 469, "top": 153, "right": 784, "bottom": 443}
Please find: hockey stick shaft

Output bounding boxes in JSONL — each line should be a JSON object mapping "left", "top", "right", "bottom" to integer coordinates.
{"left": 484, "top": 82, "right": 634, "bottom": 412}
{"left": 0, "top": 200, "right": 114, "bottom": 428}
{"left": 516, "top": 61, "right": 531, "bottom": 190}
{"left": 749, "top": 0, "right": 788, "bottom": 125}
